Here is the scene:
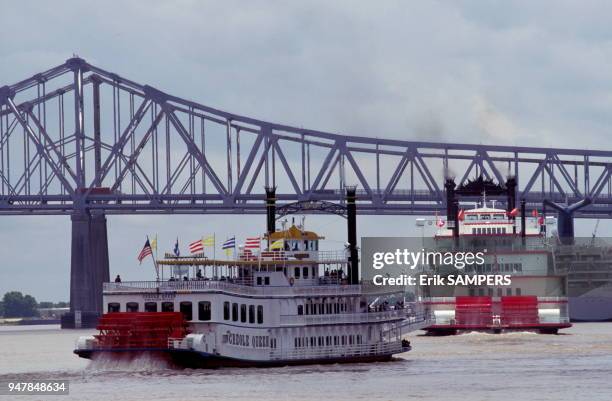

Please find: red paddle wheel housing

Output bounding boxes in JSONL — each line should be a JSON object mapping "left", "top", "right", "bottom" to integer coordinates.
{"left": 500, "top": 296, "right": 539, "bottom": 326}
{"left": 455, "top": 296, "right": 492, "bottom": 327}
{"left": 94, "top": 312, "right": 188, "bottom": 349}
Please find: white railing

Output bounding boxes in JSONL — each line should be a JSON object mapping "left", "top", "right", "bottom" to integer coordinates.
{"left": 279, "top": 309, "right": 406, "bottom": 326}
{"left": 268, "top": 341, "right": 405, "bottom": 361}
{"left": 424, "top": 296, "right": 569, "bottom": 304}
{"left": 103, "top": 280, "right": 369, "bottom": 297}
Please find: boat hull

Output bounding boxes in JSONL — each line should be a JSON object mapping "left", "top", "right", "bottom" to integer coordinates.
{"left": 424, "top": 323, "right": 571, "bottom": 335}
{"left": 74, "top": 347, "right": 407, "bottom": 368}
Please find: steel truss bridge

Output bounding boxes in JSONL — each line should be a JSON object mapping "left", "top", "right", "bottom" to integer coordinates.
{"left": 1, "top": 57, "right": 611, "bottom": 218}
{"left": 1, "top": 58, "right": 611, "bottom": 326}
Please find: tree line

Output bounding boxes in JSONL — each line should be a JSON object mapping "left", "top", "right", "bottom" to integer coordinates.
{"left": 0, "top": 291, "right": 69, "bottom": 318}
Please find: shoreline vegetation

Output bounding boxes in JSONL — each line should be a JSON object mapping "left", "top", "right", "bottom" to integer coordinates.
{"left": 0, "top": 291, "right": 68, "bottom": 325}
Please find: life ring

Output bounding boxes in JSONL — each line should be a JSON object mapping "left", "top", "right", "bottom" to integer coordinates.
{"left": 289, "top": 277, "right": 295, "bottom": 286}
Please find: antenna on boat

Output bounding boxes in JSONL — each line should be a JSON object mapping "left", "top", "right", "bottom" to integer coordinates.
{"left": 482, "top": 190, "right": 487, "bottom": 208}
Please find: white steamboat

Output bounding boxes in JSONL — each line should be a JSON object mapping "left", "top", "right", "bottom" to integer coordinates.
{"left": 75, "top": 224, "right": 430, "bottom": 367}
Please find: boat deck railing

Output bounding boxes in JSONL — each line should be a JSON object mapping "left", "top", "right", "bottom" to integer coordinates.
{"left": 279, "top": 309, "right": 406, "bottom": 326}
{"left": 268, "top": 341, "right": 405, "bottom": 361}
{"left": 103, "top": 280, "right": 401, "bottom": 297}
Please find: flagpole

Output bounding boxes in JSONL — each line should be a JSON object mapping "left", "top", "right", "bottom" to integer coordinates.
{"left": 148, "top": 235, "right": 160, "bottom": 282}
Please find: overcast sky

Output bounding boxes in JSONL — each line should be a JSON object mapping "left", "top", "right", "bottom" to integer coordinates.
{"left": 1, "top": 1, "right": 611, "bottom": 301}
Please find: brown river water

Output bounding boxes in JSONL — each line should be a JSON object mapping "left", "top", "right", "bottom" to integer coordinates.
{"left": 0, "top": 323, "right": 611, "bottom": 401}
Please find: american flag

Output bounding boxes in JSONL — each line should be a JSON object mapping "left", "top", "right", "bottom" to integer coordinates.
{"left": 244, "top": 236, "right": 261, "bottom": 249}
{"left": 138, "top": 238, "right": 153, "bottom": 263}
{"left": 189, "top": 239, "right": 204, "bottom": 254}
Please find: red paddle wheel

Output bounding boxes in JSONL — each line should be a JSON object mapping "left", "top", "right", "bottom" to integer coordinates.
{"left": 94, "top": 312, "right": 189, "bottom": 349}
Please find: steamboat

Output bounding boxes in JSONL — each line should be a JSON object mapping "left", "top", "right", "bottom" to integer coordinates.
{"left": 421, "top": 178, "right": 571, "bottom": 335}
{"left": 74, "top": 190, "right": 431, "bottom": 367}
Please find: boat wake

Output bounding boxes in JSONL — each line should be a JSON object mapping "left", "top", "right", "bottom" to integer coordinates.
{"left": 87, "top": 352, "right": 172, "bottom": 372}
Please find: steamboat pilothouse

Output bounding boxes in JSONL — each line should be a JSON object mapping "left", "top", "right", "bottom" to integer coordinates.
{"left": 74, "top": 189, "right": 431, "bottom": 367}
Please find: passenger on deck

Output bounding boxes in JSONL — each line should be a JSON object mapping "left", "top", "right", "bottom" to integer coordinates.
{"left": 114, "top": 275, "right": 121, "bottom": 283}
{"left": 183, "top": 276, "right": 188, "bottom": 281}
{"left": 196, "top": 269, "right": 203, "bottom": 279}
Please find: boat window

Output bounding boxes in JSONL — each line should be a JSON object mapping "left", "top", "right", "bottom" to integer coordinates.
{"left": 232, "top": 303, "right": 238, "bottom": 322}
{"left": 506, "top": 288, "right": 512, "bottom": 296}
{"left": 303, "top": 267, "right": 309, "bottom": 278}
{"left": 493, "top": 214, "right": 505, "bottom": 220}
{"left": 480, "top": 214, "right": 491, "bottom": 220}
{"left": 466, "top": 214, "right": 478, "bottom": 221}
{"left": 162, "top": 302, "right": 174, "bottom": 312}
{"left": 264, "top": 276, "right": 270, "bottom": 285}
{"left": 294, "top": 267, "right": 300, "bottom": 278}
{"left": 249, "top": 305, "right": 255, "bottom": 323}
{"left": 198, "top": 301, "right": 211, "bottom": 321}
{"left": 223, "top": 302, "right": 230, "bottom": 320}
{"left": 180, "top": 302, "right": 193, "bottom": 321}
{"left": 126, "top": 302, "right": 139, "bottom": 312}
{"left": 472, "top": 228, "right": 476, "bottom": 234}
{"left": 516, "top": 288, "right": 522, "bottom": 295}
{"left": 240, "top": 304, "right": 247, "bottom": 323}
{"left": 257, "top": 305, "right": 263, "bottom": 324}
{"left": 297, "top": 305, "right": 303, "bottom": 315}
{"left": 144, "top": 302, "right": 157, "bottom": 312}
{"left": 257, "top": 277, "right": 262, "bottom": 285}
{"left": 502, "top": 227, "right": 506, "bottom": 234}
{"left": 108, "top": 302, "right": 120, "bottom": 313}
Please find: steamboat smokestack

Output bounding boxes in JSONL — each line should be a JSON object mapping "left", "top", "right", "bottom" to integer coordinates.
{"left": 265, "top": 187, "right": 276, "bottom": 236}
{"left": 506, "top": 177, "right": 517, "bottom": 234}
{"left": 520, "top": 199, "right": 526, "bottom": 244}
{"left": 346, "top": 187, "right": 359, "bottom": 285}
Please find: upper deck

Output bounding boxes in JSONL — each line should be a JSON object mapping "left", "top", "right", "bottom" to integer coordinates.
{"left": 103, "top": 279, "right": 401, "bottom": 297}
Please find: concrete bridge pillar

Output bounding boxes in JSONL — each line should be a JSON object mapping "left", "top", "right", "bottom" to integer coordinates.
{"left": 61, "top": 211, "right": 109, "bottom": 328}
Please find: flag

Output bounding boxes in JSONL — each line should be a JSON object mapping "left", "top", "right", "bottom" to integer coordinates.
{"left": 532, "top": 209, "right": 539, "bottom": 217}
{"left": 138, "top": 238, "right": 152, "bottom": 264}
{"left": 245, "top": 236, "right": 261, "bottom": 249}
{"left": 508, "top": 208, "right": 519, "bottom": 217}
{"left": 270, "top": 239, "right": 284, "bottom": 250}
{"left": 202, "top": 235, "right": 215, "bottom": 247}
{"left": 435, "top": 213, "right": 445, "bottom": 228}
{"left": 150, "top": 236, "right": 157, "bottom": 251}
{"left": 173, "top": 238, "right": 180, "bottom": 257}
{"left": 457, "top": 209, "right": 465, "bottom": 221}
{"left": 189, "top": 239, "right": 204, "bottom": 254}
{"left": 222, "top": 236, "right": 236, "bottom": 250}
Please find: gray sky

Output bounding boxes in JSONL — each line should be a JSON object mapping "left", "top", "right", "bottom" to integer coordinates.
{"left": 1, "top": 1, "right": 611, "bottom": 301}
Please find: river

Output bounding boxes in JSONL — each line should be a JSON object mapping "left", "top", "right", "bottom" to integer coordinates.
{"left": 0, "top": 323, "right": 611, "bottom": 400}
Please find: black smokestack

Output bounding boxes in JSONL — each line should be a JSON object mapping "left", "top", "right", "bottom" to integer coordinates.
{"left": 346, "top": 187, "right": 359, "bottom": 285}
{"left": 265, "top": 187, "right": 276, "bottom": 236}
{"left": 506, "top": 177, "right": 517, "bottom": 234}
{"left": 521, "top": 199, "right": 526, "bottom": 244}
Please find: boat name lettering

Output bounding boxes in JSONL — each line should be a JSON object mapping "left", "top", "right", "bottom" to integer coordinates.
{"left": 223, "top": 331, "right": 270, "bottom": 348}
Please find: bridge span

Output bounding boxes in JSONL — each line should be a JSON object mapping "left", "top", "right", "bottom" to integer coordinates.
{"left": 1, "top": 58, "right": 610, "bottom": 326}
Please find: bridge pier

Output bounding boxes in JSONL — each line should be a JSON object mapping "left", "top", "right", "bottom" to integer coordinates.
{"left": 61, "top": 211, "right": 109, "bottom": 328}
